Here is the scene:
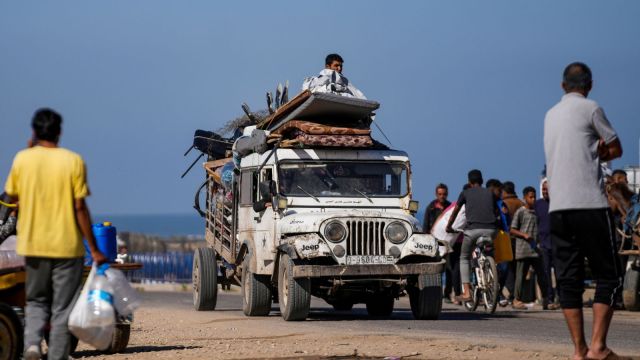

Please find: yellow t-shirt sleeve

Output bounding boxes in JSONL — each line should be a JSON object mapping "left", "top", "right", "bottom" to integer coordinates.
{"left": 72, "top": 155, "right": 90, "bottom": 199}
{"left": 4, "top": 155, "right": 20, "bottom": 197}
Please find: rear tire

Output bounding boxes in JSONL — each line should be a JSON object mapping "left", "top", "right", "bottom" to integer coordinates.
{"left": 241, "top": 253, "right": 272, "bottom": 316}
{"left": 623, "top": 263, "right": 640, "bottom": 311}
{"left": 409, "top": 273, "right": 443, "bottom": 320}
{"left": 0, "top": 303, "right": 22, "bottom": 360}
{"left": 481, "top": 256, "right": 499, "bottom": 314}
{"left": 193, "top": 247, "right": 218, "bottom": 311}
{"left": 366, "top": 294, "right": 394, "bottom": 317}
{"left": 278, "top": 253, "right": 311, "bottom": 321}
{"left": 331, "top": 301, "right": 354, "bottom": 312}
{"left": 463, "top": 271, "right": 480, "bottom": 312}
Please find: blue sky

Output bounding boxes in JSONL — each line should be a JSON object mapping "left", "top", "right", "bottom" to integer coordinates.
{"left": 1, "top": 1, "right": 639, "bottom": 215}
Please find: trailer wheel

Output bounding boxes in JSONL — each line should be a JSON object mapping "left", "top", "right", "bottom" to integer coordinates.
{"left": 365, "top": 294, "right": 394, "bottom": 317}
{"left": 241, "top": 253, "right": 272, "bottom": 316}
{"left": 623, "top": 262, "right": 640, "bottom": 311}
{"left": 409, "top": 273, "right": 442, "bottom": 320}
{"left": 278, "top": 253, "right": 311, "bottom": 321}
{"left": 0, "top": 303, "right": 22, "bottom": 360}
{"left": 193, "top": 247, "right": 218, "bottom": 311}
{"left": 106, "top": 323, "right": 131, "bottom": 354}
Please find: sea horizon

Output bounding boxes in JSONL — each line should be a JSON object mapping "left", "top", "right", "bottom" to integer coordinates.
{"left": 93, "top": 213, "right": 204, "bottom": 238}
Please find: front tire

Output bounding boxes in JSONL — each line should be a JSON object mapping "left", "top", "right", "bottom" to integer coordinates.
{"left": 192, "top": 247, "right": 218, "bottom": 311}
{"left": 409, "top": 273, "right": 443, "bottom": 320}
{"left": 278, "top": 253, "right": 311, "bottom": 321}
{"left": 241, "top": 253, "right": 272, "bottom": 316}
{"left": 481, "top": 256, "right": 499, "bottom": 314}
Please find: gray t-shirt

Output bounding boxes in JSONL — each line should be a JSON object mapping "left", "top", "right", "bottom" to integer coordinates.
{"left": 456, "top": 187, "right": 498, "bottom": 230}
{"left": 511, "top": 206, "right": 539, "bottom": 259}
{"left": 543, "top": 92, "right": 618, "bottom": 212}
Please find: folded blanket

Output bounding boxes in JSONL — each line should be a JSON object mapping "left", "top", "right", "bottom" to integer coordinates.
{"left": 272, "top": 120, "right": 370, "bottom": 136}
{"left": 284, "top": 129, "right": 373, "bottom": 148}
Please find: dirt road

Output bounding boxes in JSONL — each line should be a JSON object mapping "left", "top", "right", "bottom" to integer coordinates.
{"left": 73, "top": 286, "right": 640, "bottom": 360}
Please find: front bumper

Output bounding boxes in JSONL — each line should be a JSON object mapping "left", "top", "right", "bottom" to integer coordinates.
{"left": 291, "top": 259, "right": 445, "bottom": 278}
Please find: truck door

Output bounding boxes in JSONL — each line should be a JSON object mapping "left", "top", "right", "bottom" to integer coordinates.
{"left": 237, "top": 168, "right": 277, "bottom": 274}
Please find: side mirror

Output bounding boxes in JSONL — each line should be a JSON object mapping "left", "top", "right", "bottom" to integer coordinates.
{"left": 253, "top": 200, "right": 268, "bottom": 213}
{"left": 253, "top": 179, "right": 276, "bottom": 213}
{"left": 408, "top": 200, "right": 419, "bottom": 213}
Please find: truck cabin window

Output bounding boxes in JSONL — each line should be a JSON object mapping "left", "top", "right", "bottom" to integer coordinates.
{"left": 278, "top": 162, "right": 408, "bottom": 198}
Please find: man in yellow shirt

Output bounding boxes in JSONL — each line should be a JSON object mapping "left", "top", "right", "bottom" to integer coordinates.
{"left": 4, "top": 108, "right": 106, "bottom": 360}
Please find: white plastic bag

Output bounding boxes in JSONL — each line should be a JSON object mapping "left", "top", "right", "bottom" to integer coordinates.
{"left": 105, "top": 267, "right": 141, "bottom": 317}
{"left": 431, "top": 203, "right": 466, "bottom": 248}
{"left": 68, "top": 264, "right": 115, "bottom": 350}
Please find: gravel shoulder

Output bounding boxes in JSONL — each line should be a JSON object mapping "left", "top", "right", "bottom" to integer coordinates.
{"left": 72, "top": 286, "right": 640, "bottom": 360}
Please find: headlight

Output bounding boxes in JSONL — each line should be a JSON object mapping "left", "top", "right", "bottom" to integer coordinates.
{"left": 385, "top": 222, "right": 408, "bottom": 244}
{"left": 324, "top": 221, "right": 347, "bottom": 242}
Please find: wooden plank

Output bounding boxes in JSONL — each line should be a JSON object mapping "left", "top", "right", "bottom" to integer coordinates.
{"left": 203, "top": 157, "right": 233, "bottom": 170}
{"left": 619, "top": 249, "right": 640, "bottom": 256}
{"left": 82, "top": 263, "right": 142, "bottom": 272}
{"left": 258, "top": 90, "right": 311, "bottom": 130}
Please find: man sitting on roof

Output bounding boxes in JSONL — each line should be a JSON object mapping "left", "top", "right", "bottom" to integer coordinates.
{"left": 302, "top": 53, "right": 366, "bottom": 99}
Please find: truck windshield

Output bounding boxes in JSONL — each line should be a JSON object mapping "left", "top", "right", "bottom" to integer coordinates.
{"left": 278, "top": 161, "right": 408, "bottom": 198}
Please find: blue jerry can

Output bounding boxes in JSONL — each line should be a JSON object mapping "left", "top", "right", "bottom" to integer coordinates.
{"left": 84, "top": 222, "right": 118, "bottom": 265}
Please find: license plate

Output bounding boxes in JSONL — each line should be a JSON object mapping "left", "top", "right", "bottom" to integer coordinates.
{"left": 346, "top": 255, "right": 395, "bottom": 265}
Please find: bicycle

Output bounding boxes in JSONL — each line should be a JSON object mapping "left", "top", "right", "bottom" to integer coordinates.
{"left": 463, "top": 234, "right": 500, "bottom": 314}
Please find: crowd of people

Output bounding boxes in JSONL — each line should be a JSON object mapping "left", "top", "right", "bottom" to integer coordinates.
{"left": 424, "top": 171, "right": 633, "bottom": 311}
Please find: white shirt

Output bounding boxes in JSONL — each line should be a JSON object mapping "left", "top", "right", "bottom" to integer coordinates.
{"left": 302, "top": 69, "right": 366, "bottom": 99}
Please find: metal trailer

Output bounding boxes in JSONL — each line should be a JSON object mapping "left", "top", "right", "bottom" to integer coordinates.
{"left": 619, "top": 166, "right": 640, "bottom": 311}
{"left": 0, "top": 263, "right": 141, "bottom": 360}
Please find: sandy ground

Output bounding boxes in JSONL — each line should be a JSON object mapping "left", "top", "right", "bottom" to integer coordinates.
{"left": 70, "top": 285, "right": 640, "bottom": 360}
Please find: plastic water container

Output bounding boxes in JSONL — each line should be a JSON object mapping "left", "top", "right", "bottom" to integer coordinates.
{"left": 85, "top": 264, "right": 116, "bottom": 350}
{"left": 105, "top": 267, "right": 141, "bottom": 316}
{"left": 88, "top": 264, "right": 115, "bottom": 325}
{"left": 84, "top": 222, "right": 118, "bottom": 264}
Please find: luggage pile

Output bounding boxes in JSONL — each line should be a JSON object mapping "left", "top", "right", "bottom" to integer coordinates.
{"left": 186, "top": 90, "right": 382, "bottom": 160}
{"left": 183, "top": 88, "right": 384, "bottom": 215}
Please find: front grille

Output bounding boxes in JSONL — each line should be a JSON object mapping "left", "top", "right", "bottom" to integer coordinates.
{"left": 346, "top": 220, "right": 386, "bottom": 256}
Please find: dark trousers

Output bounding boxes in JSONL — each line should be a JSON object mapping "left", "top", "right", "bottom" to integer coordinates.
{"left": 540, "top": 247, "right": 556, "bottom": 303}
{"left": 444, "top": 241, "right": 462, "bottom": 297}
{"left": 550, "top": 208, "right": 623, "bottom": 308}
{"left": 499, "top": 240, "right": 516, "bottom": 300}
{"left": 514, "top": 256, "right": 549, "bottom": 302}
{"left": 25, "top": 257, "right": 83, "bottom": 360}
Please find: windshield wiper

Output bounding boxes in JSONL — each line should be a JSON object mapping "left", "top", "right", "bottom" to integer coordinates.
{"left": 296, "top": 185, "right": 319, "bottom": 202}
{"left": 352, "top": 188, "right": 373, "bottom": 203}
